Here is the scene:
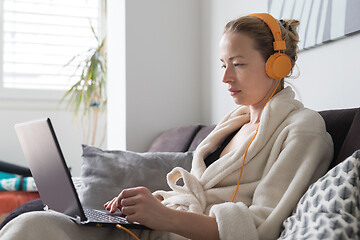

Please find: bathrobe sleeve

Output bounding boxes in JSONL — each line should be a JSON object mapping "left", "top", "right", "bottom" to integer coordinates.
{"left": 209, "top": 116, "right": 334, "bottom": 240}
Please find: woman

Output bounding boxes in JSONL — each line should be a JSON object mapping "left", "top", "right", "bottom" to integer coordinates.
{"left": 0, "top": 13, "right": 333, "bottom": 240}
{"left": 104, "top": 13, "right": 333, "bottom": 240}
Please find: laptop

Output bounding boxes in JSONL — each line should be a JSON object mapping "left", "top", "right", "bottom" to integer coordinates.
{"left": 14, "top": 118, "right": 148, "bottom": 229}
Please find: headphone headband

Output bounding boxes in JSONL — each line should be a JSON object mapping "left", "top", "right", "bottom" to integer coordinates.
{"left": 248, "top": 13, "right": 286, "bottom": 51}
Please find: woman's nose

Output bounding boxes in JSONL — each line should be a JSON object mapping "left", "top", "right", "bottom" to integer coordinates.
{"left": 222, "top": 67, "right": 233, "bottom": 83}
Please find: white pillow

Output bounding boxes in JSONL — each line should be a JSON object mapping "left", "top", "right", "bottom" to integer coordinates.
{"left": 79, "top": 145, "right": 193, "bottom": 209}
{"left": 279, "top": 150, "right": 360, "bottom": 239}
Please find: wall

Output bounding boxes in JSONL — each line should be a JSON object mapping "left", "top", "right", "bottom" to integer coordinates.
{"left": 107, "top": 0, "right": 126, "bottom": 150}
{"left": 294, "top": 33, "right": 360, "bottom": 111}
{"left": 107, "top": 0, "right": 202, "bottom": 152}
{"left": 125, "top": 0, "right": 202, "bottom": 152}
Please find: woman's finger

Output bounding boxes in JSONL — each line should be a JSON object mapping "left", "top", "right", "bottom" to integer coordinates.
{"left": 104, "top": 197, "right": 117, "bottom": 208}
{"left": 106, "top": 196, "right": 121, "bottom": 213}
{"left": 105, "top": 196, "right": 117, "bottom": 205}
{"left": 121, "top": 197, "right": 136, "bottom": 207}
{"left": 110, "top": 197, "right": 122, "bottom": 213}
{"left": 118, "top": 187, "right": 143, "bottom": 199}
{"left": 104, "top": 197, "right": 117, "bottom": 209}
{"left": 121, "top": 206, "right": 136, "bottom": 216}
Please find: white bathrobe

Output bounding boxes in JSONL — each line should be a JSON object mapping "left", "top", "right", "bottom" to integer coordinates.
{"left": 154, "top": 87, "right": 334, "bottom": 240}
{"left": 0, "top": 87, "right": 333, "bottom": 240}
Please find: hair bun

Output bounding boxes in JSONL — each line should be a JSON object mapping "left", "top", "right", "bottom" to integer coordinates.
{"left": 279, "top": 19, "right": 300, "bottom": 35}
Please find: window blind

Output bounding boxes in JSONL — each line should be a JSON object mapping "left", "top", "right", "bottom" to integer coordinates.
{"left": 2, "top": 0, "right": 99, "bottom": 90}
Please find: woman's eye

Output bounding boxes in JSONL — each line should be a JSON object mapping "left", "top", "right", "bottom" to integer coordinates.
{"left": 234, "top": 63, "right": 245, "bottom": 67}
{"left": 221, "top": 65, "right": 226, "bottom": 69}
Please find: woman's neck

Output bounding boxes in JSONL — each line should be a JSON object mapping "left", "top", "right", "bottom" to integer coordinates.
{"left": 248, "top": 108, "right": 262, "bottom": 124}
{"left": 248, "top": 82, "right": 282, "bottom": 124}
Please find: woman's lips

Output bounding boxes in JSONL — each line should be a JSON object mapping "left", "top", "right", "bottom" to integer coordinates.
{"left": 229, "top": 89, "right": 241, "bottom": 96}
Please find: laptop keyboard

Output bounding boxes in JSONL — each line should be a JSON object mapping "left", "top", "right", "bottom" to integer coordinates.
{"left": 84, "top": 208, "right": 128, "bottom": 224}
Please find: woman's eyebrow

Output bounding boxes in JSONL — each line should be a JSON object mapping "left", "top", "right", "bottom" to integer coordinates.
{"left": 229, "top": 55, "right": 245, "bottom": 60}
{"left": 220, "top": 55, "right": 245, "bottom": 62}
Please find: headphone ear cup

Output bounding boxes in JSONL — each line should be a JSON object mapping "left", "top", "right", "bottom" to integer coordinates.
{"left": 266, "top": 52, "right": 292, "bottom": 79}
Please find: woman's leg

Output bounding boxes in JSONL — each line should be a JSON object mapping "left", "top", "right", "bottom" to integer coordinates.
{"left": 0, "top": 210, "right": 170, "bottom": 240}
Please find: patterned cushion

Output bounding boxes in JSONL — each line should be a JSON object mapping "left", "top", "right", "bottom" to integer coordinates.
{"left": 279, "top": 150, "right": 360, "bottom": 239}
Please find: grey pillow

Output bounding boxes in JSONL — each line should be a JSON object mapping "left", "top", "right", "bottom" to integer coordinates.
{"left": 79, "top": 145, "right": 193, "bottom": 209}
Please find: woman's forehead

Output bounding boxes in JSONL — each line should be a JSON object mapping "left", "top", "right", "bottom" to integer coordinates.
{"left": 219, "top": 32, "right": 258, "bottom": 58}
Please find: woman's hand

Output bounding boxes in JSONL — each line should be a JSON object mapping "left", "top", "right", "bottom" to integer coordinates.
{"left": 104, "top": 187, "right": 170, "bottom": 231}
{"left": 104, "top": 187, "right": 220, "bottom": 240}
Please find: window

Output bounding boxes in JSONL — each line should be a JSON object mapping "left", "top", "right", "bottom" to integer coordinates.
{"left": 1, "top": 0, "right": 102, "bottom": 100}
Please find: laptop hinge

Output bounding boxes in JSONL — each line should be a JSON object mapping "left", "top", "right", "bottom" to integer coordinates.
{"left": 76, "top": 215, "right": 82, "bottom": 224}
{"left": 74, "top": 215, "right": 90, "bottom": 225}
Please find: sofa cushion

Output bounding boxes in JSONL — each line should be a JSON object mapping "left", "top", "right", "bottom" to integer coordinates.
{"left": 279, "top": 150, "right": 360, "bottom": 239}
{"left": 80, "top": 145, "right": 193, "bottom": 209}
{"left": 148, "top": 125, "right": 202, "bottom": 152}
{"left": 188, "top": 125, "right": 216, "bottom": 151}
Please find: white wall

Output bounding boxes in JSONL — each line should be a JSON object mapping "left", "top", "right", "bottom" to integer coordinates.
{"left": 107, "top": 0, "right": 126, "bottom": 150}
{"left": 107, "top": 0, "right": 202, "bottom": 152}
{"left": 294, "top": 33, "right": 360, "bottom": 111}
{"left": 126, "top": 0, "right": 202, "bottom": 151}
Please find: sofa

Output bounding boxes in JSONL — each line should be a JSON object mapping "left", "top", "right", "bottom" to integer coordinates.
{"left": 0, "top": 161, "right": 40, "bottom": 223}
{"left": 1, "top": 107, "right": 360, "bottom": 238}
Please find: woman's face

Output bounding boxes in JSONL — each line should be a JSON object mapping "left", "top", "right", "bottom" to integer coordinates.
{"left": 219, "top": 32, "right": 277, "bottom": 107}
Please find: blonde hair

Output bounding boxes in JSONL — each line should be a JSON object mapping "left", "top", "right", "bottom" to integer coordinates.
{"left": 224, "top": 15, "right": 300, "bottom": 80}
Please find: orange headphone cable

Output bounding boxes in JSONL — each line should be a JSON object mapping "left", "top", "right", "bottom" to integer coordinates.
{"left": 116, "top": 224, "right": 141, "bottom": 240}
{"left": 231, "top": 79, "right": 281, "bottom": 202}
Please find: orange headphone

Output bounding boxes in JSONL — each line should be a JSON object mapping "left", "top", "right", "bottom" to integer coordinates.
{"left": 249, "top": 13, "right": 291, "bottom": 80}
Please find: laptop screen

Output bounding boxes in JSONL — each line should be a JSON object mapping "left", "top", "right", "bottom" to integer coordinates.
{"left": 15, "top": 118, "right": 86, "bottom": 221}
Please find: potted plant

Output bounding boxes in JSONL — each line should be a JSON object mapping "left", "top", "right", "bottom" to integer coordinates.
{"left": 60, "top": 25, "right": 107, "bottom": 147}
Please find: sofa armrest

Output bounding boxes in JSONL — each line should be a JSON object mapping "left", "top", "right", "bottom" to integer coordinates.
{"left": 319, "top": 107, "right": 360, "bottom": 169}
{"left": 334, "top": 107, "right": 360, "bottom": 168}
